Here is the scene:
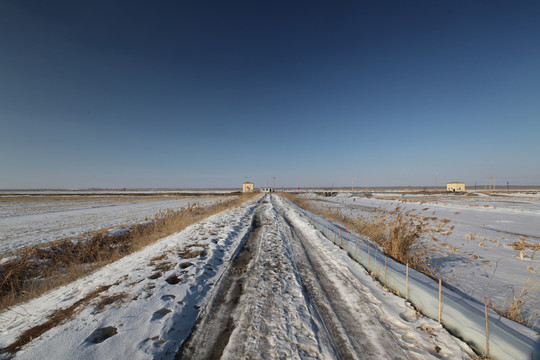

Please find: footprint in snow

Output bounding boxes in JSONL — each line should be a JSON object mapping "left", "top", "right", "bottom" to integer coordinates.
{"left": 151, "top": 308, "right": 172, "bottom": 321}
{"left": 165, "top": 275, "right": 182, "bottom": 285}
{"left": 85, "top": 326, "right": 118, "bottom": 344}
{"left": 399, "top": 307, "right": 418, "bottom": 322}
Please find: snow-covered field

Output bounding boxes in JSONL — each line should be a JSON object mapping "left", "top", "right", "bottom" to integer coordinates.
{"left": 0, "top": 195, "right": 480, "bottom": 359}
{"left": 0, "top": 194, "right": 227, "bottom": 255}
{"left": 297, "top": 191, "right": 540, "bottom": 330}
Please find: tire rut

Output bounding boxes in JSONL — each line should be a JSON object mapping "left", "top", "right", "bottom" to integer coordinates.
{"left": 275, "top": 197, "right": 411, "bottom": 360}
{"left": 175, "top": 205, "right": 264, "bottom": 360}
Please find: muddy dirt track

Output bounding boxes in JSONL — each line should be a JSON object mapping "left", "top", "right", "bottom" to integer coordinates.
{"left": 175, "top": 195, "right": 466, "bottom": 360}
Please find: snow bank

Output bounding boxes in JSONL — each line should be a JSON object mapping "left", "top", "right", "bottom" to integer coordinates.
{"left": 0, "top": 199, "right": 260, "bottom": 359}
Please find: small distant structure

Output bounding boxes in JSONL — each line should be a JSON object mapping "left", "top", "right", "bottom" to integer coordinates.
{"left": 242, "top": 182, "right": 254, "bottom": 193}
{"left": 260, "top": 187, "right": 274, "bottom": 193}
{"left": 321, "top": 191, "right": 338, "bottom": 197}
{"left": 447, "top": 182, "right": 465, "bottom": 192}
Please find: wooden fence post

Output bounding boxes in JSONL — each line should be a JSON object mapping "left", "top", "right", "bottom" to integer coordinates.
{"left": 384, "top": 256, "right": 387, "bottom": 288}
{"left": 326, "top": 222, "right": 329, "bottom": 238}
{"left": 374, "top": 248, "right": 378, "bottom": 276}
{"left": 438, "top": 278, "right": 442, "bottom": 322}
{"left": 406, "top": 263, "right": 409, "bottom": 300}
{"left": 485, "top": 297, "right": 490, "bottom": 358}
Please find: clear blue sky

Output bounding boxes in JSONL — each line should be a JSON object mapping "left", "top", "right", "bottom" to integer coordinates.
{"left": 1, "top": 1, "right": 539, "bottom": 189}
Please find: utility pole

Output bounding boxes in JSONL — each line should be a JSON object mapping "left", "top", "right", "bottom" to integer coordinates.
{"left": 507, "top": 181, "right": 509, "bottom": 192}
{"left": 273, "top": 176, "right": 276, "bottom": 189}
{"left": 352, "top": 176, "right": 354, "bottom": 192}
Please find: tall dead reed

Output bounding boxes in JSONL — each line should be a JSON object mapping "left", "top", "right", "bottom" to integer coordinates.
{"left": 490, "top": 265, "right": 539, "bottom": 328}
{"left": 281, "top": 193, "right": 432, "bottom": 276}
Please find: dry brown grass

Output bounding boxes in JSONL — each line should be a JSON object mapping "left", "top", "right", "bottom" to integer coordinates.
{"left": 510, "top": 237, "right": 540, "bottom": 252}
{"left": 93, "top": 292, "right": 129, "bottom": 314}
{"left": 0, "top": 193, "right": 259, "bottom": 311}
{"left": 281, "top": 193, "right": 425, "bottom": 269}
{"left": 471, "top": 353, "right": 491, "bottom": 360}
{"left": 490, "top": 265, "right": 539, "bottom": 328}
{"left": 179, "top": 243, "right": 209, "bottom": 259}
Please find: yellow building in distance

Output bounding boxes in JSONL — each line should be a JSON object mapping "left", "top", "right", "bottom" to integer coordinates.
{"left": 447, "top": 182, "right": 465, "bottom": 192}
{"left": 242, "top": 182, "right": 254, "bottom": 193}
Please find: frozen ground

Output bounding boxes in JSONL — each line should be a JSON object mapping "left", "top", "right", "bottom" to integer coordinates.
{"left": 0, "top": 195, "right": 475, "bottom": 359}
{"left": 0, "top": 195, "right": 226, "bottom": 255}
{"left": 298, "top": 191, "right": 540, "bottom": 330}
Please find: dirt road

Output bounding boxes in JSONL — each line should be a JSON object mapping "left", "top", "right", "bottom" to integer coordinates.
{"left": 176, "top": 195, "right": 470, "bottom": 360}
